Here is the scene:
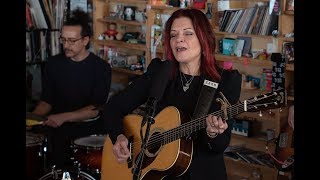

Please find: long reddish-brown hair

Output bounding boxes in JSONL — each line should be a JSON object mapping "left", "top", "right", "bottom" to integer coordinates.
{"left": 163, "top": 8, "right": 221, "bottom": 81}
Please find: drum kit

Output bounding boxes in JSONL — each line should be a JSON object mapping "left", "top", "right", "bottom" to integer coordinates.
{"left": 26, "top": 113, "right": 108, "bottom": 180}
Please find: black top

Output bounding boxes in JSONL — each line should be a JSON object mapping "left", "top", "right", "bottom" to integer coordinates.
{"left": 102, "top": 58, "right": 241, "bottom": 180}
{"left": 42, "top": 52, "right": 111, "bottom": 114}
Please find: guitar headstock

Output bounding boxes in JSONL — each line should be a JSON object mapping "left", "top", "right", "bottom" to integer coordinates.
{"left": 244, "top": 88, "right": 287, "bottom": 112}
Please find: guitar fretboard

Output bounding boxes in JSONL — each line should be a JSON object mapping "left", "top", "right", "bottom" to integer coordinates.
{"left": 161, "top": 103, "right": 246, "bottom": 145}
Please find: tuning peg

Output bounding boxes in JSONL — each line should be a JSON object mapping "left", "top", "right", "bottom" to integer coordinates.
{"left": 279, "top": 107, "right": 282, "bottom": 112}
{"left": 258, "top": 111, "right": 263, "bottom": 117}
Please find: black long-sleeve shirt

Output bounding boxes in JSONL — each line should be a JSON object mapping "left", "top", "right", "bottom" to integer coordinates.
{"left": 102, "top": 58, "right": 241, "bottom": 180}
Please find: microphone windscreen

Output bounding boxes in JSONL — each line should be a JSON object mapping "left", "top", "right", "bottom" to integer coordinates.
{"left": 148, "top": 60, "right": 173, "bottom": 99}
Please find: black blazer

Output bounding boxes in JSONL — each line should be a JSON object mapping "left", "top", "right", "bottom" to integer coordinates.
{"left": 103, "top": 58, "right": 242, "bottom": 180}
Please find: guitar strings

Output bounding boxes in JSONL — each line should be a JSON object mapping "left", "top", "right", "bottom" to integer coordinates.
{"left": 133, "top": 102, "right": 275, "bottom": 150}
{"left": 132, "top": 101, "right": 275, "bottom": 150}
{"left": 130, "top": 94, "right": 278, "bottom": 150}
{"left": 131, "top": 103, "right": 245, "bottom": 150}
{"left": 130, "top": 104, "right": 241, "bottom": 151}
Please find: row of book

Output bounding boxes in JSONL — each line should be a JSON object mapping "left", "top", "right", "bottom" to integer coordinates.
{"left": 219, "top": 4, "right": 278, "bottom": 36}
{"left": 26, "top": 0, "right": 67, "bottom": 30}
{"left": 26, "top": 29, "right": 61, "bottom": 62}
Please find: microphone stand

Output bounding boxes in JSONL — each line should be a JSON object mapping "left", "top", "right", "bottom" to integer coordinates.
{"left": 132, "top": 97, "right": 158, "bottom": 180}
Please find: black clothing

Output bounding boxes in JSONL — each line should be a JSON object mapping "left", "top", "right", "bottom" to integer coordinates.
{"left": 41, "top": 52, "right": 111, "bottom": 169}
{"left": 42, "top": 53, "right": 111, "bottom": 114}
{"left": 103, "top": 58, "right": 241, "bottom": 180}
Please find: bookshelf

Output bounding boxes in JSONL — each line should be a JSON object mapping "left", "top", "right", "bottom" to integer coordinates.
{"left": 211, "top": 0, "right": 294, "bottom": 179}
{"left": 26, "top": 0, "right": 67, "bottom": 103}
{"left": 90, "top": 0, "right": 294, "bottom": 178}
{"left": 92, "top": 0, "right": 149, "bottom": 84}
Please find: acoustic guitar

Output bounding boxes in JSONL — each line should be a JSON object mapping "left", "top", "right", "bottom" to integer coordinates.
{"left": 101, "top": 89, "right": 286, "bottom": 180}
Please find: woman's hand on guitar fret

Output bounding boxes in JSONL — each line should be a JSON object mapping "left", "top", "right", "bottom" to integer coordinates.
{"left": 205, "top": 115, "right": 228, "bottom": 138}
{"left": 113, "top": 134, "right": 130, "bottom": 163}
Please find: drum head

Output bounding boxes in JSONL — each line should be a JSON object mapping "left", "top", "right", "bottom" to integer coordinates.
{"left": 26, "top": 132, "right": 44, "bottom": 146}
{"left": 74, "top": 135, "right": 107, "bottom": 149}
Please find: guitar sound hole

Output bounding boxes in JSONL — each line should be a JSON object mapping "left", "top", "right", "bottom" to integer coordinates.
{"left": 146, "top": 132, "right": 162, "bottom": 155}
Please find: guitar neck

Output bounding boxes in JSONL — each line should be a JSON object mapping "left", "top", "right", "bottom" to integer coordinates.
{"left": 160, "top": 89, "right": 285, "bottom": 145}
{"left": 161, "top": 103, "right": 246, "bottom": 145}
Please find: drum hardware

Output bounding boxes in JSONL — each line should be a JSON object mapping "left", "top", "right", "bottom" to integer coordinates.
{"left": 73, "top": 160, "right": 82, "bottom": 178}
{"left": 38, "top": 167, "right": 96, "bottom": 180}
{"left": 61, "top": 171, "right": 71, "bottom": 180}
{"left": 51, "top": 165, "right": 59, "bottom": 179}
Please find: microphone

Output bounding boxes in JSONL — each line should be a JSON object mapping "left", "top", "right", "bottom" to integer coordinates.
{"left": 133, "top": 59, "right": 173, "bottom": 180}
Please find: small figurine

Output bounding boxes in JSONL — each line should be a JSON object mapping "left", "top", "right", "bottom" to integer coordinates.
{"left": 116, "top": 32, "right": 123, "bottom": 41}
{"left": 98, "top": 34, "right": 104, "bottom": 40}
{"left": 104, "top": 23, "right": 118, "bottom": 40}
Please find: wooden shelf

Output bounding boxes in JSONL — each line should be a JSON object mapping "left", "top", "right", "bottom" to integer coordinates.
{"left": 287, "top": 96, "right": 294, "bottom": 101}
{"left": 286, "top": 64, "right": 294, "bottom": 71}
{"left": 282, "top": 37, "right": 294, "bottom": 42}
{"left": 224, "top": 156, "right": 276, "bottom": 171}
{"left": 151, "top": 6, "right": 206, "bottom": 13}
{"left": 112, "top": 67, "right": 143, "bottom": 76}
{"left": 284, "top": 10, "right": 294, "bottom": 16}
{"left": 215, "top": 54, "right": 273, "bottom": 67}
{"left": 214, "top": 30, "right": 273, "bottom": 39}
{"left": 109, "top": 0, "right": 148, "bottom": 4}
{"left": 230, "top": 134, "right": 275, "bottom": 149}
{"left": 241, "top": 88, "right": 267, "bottom": 94}
{"left": 97, "top": 18, "right": 145, "bottom": 26}
{"left": 95, "top": 40, "right": 147, "bottom": 51}
{"left": 214, "top": 30, "right": 294, "bottom": 42}
{"left": 225, "top": 156, "right": 279, "bottom": 180}
{"left": 229, "top": 134, "right": 277, "bottom": 154}
{"left": 151, "top": 5, "right": 180, "bottom": 11}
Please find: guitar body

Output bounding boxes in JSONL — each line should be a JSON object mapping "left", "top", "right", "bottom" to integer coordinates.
{"left": 100, "top": 89, "right": 286, "bottom": 179}
{"left": 101, "top": 106, "right": 193, "bottom": 180}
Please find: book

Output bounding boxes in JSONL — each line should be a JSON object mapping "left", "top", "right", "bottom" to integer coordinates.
{"left": 233, "top": 39, "right": 245, "bottom": 57}
{"left": 222, "top": 38, "right": 236, "bottom": 55}
{"left": 283, "top": 42, "right": 294, "bottom": 64}
{"left": 237, "top": 36, "right": 252, "bottom": 56}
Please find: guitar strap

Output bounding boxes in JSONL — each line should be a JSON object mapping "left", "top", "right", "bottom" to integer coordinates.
{"left": 192, "top": 77, "right": 219, "bottom": 119}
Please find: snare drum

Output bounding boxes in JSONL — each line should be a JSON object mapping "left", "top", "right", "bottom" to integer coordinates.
{"left": 72, "top": 134, "right": 107, "bottom": 171}
{"left": 26, "top": 132, "right": 45, "bottom": 180}
{"left": 39, "top": 169, "right": 96, "bottom": 180}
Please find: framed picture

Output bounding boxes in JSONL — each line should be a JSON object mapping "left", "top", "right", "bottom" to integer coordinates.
{"left": 123, "top": 6, "right": 136, "bottom": 21}
{"left": 285, "top": 0, "right": 294, "bottom": 11}
{"left": 283, "top": 42, "right": 294, "bottom": 64}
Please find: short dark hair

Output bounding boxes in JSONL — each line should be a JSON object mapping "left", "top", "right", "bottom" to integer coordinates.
{"left": 64, "top": 8, "right": 92, "bottom": 49}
